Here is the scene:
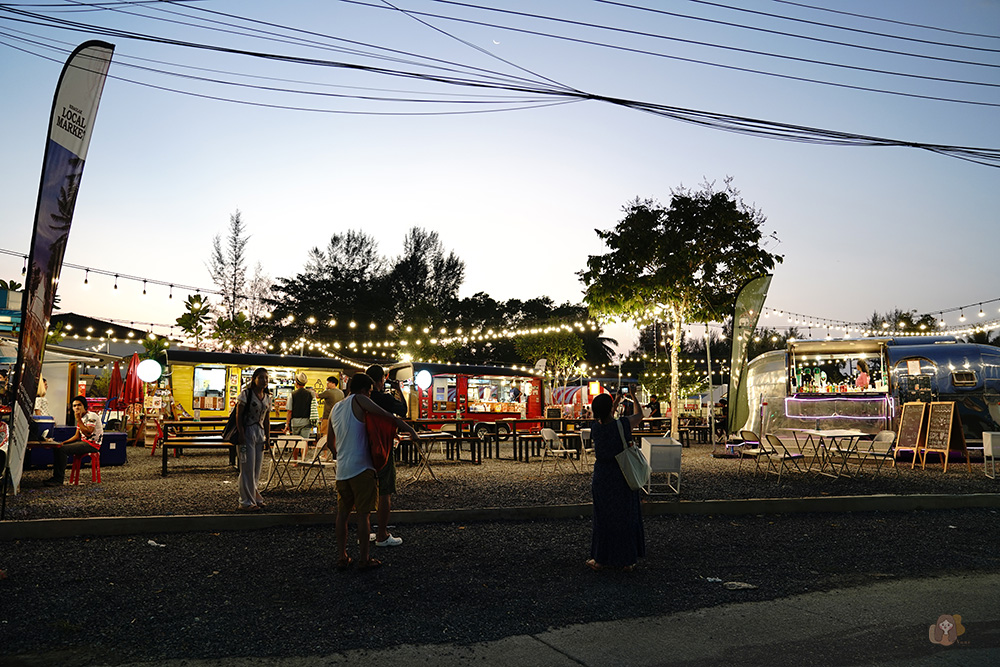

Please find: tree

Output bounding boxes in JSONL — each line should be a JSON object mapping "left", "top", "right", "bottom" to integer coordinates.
{"left": 581, "top": 180, "right": 782, "bottom": 438}
{"left": 175, "top": 294, "right": 212, "bottom": 349}
{"left": 208, "top": 210, "right": 249, "bottom": 322}
{"left": 864, "top": 308, "right": 938, "bottom": 335}
{"left": 141, "top": 334, "right": 170, "bottom": 368}
{"left": 514, "top": 330, "right": 585, "bottom": 392}
{"left": 388, "top": 227, "right": 465, "bottom": 321}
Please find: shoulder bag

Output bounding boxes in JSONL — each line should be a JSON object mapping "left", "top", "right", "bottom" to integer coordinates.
{"left": 221, "top": 392, "right": 246, "bottom": 445}
{"left": 615, "top": 419, "right": 651, "bottom": 492}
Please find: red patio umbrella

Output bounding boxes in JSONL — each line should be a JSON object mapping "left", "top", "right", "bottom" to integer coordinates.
{"left": 107, "top": 359, "right": 123, "bottom": 410}
{"left": 122, "top": 353, "right": 144, "bottom": 407}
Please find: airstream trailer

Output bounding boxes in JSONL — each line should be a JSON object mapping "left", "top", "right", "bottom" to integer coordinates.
{"left": 740, "top": 336, "right": 1000, "bottom": 443}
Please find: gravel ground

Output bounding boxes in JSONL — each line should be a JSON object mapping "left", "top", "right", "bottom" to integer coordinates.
{"left": 4, "top": 440, "right": 997, "bottom": 519}
{"left": 2, "top": 442, "right": 999, "bottom": 665}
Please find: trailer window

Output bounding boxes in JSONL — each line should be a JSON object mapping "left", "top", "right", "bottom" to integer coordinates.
{"left": 951, "top": 370, "right": 977, "bottom": 387}
{"left": 193, "top": 366, "right": 226, "bottom": 397}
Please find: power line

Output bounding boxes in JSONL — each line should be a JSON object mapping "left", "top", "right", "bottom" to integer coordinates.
{"left": 766, "top": 0, "right": 1000, "bottom": 41}
{"left": 2, "top": 4, "right": 998, "bottom": 165}
{"left": 671, "top": 0, "right": 1000, "bottom": 53}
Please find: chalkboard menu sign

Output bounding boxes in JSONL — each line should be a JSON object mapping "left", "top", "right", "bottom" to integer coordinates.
{"left": 925, "top": 403, "right": 955, "bottom": 451}
{"left": 918, "top": 402, "right": 970, "bottom": 473}
{"left": 896, "top": 402, "right": 927, "bottom": 453}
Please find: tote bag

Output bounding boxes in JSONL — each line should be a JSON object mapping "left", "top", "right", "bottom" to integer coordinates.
{"left": 615, "top": 420, "right": 651, "bottom": 492}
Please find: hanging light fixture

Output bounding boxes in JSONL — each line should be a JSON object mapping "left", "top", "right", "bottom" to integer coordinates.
{"left": 83, "top": 269, "right": 89, "bottom": 286}
{"left": 114, "top": 274, "right": 119, "bottom": 290}
{"left": 168, "top": 284, "right": 173, "bottom": 299}
{"left": 978, "top": 304, "right": 985, "bottom": 317}
{"left": 142, "top": 280, "right": 147, "bottom": 296}
{"left": 960, "top": 310, "right": 966, "bottom": 322}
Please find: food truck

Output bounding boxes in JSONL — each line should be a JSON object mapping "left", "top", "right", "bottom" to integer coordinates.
{"left": 740, "top": 336, "right": 1000, "bottom": 441}
{"left": 164, "top": 349, "right": 344, "bottom": 419}
{"left": 387, "top": 361, "right": 544, "bottom": 439}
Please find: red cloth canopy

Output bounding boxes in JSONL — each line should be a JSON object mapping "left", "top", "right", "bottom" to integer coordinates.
{"left": 122, "top": 353, "right": 144, "bottom": 407}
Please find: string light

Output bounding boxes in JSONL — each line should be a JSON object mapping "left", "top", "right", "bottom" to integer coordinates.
{"left": 142, "top": 280, "right": 147, "bottom": 296}
{"left": 21, "top": 255, "right": 26, "bottom": 275}
{"left": 113, "top": 274, "right": 118, "bottom": 290}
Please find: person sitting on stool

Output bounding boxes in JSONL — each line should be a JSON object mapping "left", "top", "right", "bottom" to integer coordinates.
{"left": 45, "top": 396, "right": 103, "bottom": 487}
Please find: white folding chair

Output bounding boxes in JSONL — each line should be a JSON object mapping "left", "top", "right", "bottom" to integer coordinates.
{"left": 763, "top": 433, "right": 805, "bottom": 483}
{"left": 539, "top": 428, "right": 578, "bottom": 474}
{"left": 858, "top": 430, "right": 899, "bottom": 478}
{"left": 983, "top": 432, "right": 998, "bottom": 480}
{"left": 737, "top": 430, "right": 767, "bottom": 477}
{"left": 297, "top": 434, "right": 336, "bottom": 490}
{"left": 579, "top": 428, "right": 594, "bottom": 469}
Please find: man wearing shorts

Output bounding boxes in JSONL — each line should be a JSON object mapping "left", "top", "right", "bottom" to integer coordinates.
{"left": 366, "top": 364, "right": 408, "bottom": 547}
{"left": 330, "top": 373, "right": 417, "bottom": 571}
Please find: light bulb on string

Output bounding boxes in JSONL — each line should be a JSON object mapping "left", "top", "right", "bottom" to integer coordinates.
{"left": 21, "top": 255, "right": 27, "bottom": 275}
{"left": 83, "top": 269, "right": 89, "bottom": 287}
{"left": 978, "top": 304, "right": 985, "bottom": 318}
{"left": 142, "top": 280, "right": 147, "bottom": 296}
{"left": 169, "top": 284, "right": 173, "bottom": 299}
{"left": 960, "top": 310, "right": 966, "bottom": 322}
{"left": 113, "top": 275, "right": 118, "bottom": 290}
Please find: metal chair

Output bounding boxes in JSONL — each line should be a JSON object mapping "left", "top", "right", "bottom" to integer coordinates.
{"left": 579, "top": 428, "right": 594, "bottom": 469}
{"left": 983, "top": 432, "right": 997, "bottom": 480}
{"left": 737, "top": 430, "right": 767, "bottom": 477}
{"left": 763, "top": 434, "right": 805, "bottom": 483}
{"left": 539, "top": 428, "right": 578, "bottom": 474}
{"left": 857, "top": 430, "right": 899, "bottom": 477}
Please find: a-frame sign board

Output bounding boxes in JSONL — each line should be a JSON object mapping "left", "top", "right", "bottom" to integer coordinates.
{"left": 918, "top": 401, "right": 971, "bottom": 473}
{"left": 897, "top": 402, "right": 927, "bottom": 468}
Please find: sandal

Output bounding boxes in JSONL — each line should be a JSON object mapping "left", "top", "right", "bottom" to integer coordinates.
{"left": 358, "top": 557, "right": 382, "bottom": 571}
{"left": 585, "top": 559, "right": 604, "bottom": 571}
{"left": 336, "top": 557, "right": 353, "bottom": 571}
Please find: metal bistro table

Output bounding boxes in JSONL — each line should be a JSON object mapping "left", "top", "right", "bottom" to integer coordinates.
{"left": 262, "top": 435, "right": 311, "bottom": 490}
{"left": 792, "top": 429, "right": 866, "bottom": 478}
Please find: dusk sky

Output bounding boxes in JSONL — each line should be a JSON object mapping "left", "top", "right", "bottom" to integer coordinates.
{"left": 1, "top": 0, "right": 998, "bottom": 352}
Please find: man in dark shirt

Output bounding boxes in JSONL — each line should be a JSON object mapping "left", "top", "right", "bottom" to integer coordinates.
{"left": 366, "top": 364, "right": 407, "bottom": 548}
{"left": 283, "top": 372, "right": 314, "bottom": 438}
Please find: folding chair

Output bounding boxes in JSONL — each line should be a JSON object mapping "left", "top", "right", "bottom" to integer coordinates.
{"left": 297, "top": 434, "right": 336, "bottom": 490}
{"left": 579, "top": 428, "right": 594, "bottom": 469}
{"left": 539, "top": 428, "right": 578, "bottom": 474}
{"left": 857, "top": 430, "right": 899, "bottom": 478}
{"left": 737, "top": 430, "right": 767, "bottom": 477}
{"left": 983, "top": 432, "right": 997, "bottom": 480}
{"left": 763, "top": 433, "right": 805, "bottom": 483}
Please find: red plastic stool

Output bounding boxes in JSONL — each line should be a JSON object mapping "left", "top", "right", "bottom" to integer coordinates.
{"left": 69, "top": 450, "right": 101, "bottom": 485}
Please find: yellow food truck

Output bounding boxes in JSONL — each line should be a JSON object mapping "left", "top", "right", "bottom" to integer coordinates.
{"left": 164, "top": 349, "right": 347, "bottom": 419}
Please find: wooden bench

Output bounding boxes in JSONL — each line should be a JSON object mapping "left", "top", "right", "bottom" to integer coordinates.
{"left": 159, "top": 421, "right": 284, "bottom": 476}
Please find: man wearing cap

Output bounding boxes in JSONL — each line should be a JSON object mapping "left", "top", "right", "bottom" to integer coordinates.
{"left": 366, "top": 364, "right": 407, "bottom": 548}
{"left": 284, "top": 372, "right": 315, "bottom": 439}
{"left": 316, "top": 376, "right": 345, "bottom": 438}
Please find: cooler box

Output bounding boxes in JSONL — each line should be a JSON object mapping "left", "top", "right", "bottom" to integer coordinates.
{"left": 27, "top": 427, "right": 128, "bottom": 468}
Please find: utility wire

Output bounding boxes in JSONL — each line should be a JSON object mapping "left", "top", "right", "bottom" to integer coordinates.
{"left": 1, "top": 4, "right": 997, "bottom": 165}
{"left": 767, "top": 0, "right": 1000, "bottom": 41}
{"left": 668, "top": 0, "right": 1000, "bottom": 53}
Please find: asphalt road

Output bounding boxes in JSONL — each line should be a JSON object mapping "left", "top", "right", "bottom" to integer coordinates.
{"left": 3, "top": 508, "right": 1000, "bottom": 666}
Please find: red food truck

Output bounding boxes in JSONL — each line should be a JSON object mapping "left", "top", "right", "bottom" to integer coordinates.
{"left": 387, "top": 361, "right": 544, "bottom": 440}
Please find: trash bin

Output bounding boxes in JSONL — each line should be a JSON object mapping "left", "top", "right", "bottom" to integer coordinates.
{"left": 640, "top": 436, "right": 682, "bottom": 495}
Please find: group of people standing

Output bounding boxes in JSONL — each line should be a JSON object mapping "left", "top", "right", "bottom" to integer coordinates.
{"left": 231, "top": 365, "right": 417, "bottom": 571}
{"left": 231, "top": 366, "right": 647, "bottom": 574}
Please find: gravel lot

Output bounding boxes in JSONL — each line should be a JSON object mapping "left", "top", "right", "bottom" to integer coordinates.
{"left": 4, "top": 439, "right": 997, "bottom": 519}
{"left": 2, "top": 441, "right": 999, "bottom": 665}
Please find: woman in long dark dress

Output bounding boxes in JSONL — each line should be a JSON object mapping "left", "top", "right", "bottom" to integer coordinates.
{"left": 587, "top": 391, "right": 646, "bottom": 571}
